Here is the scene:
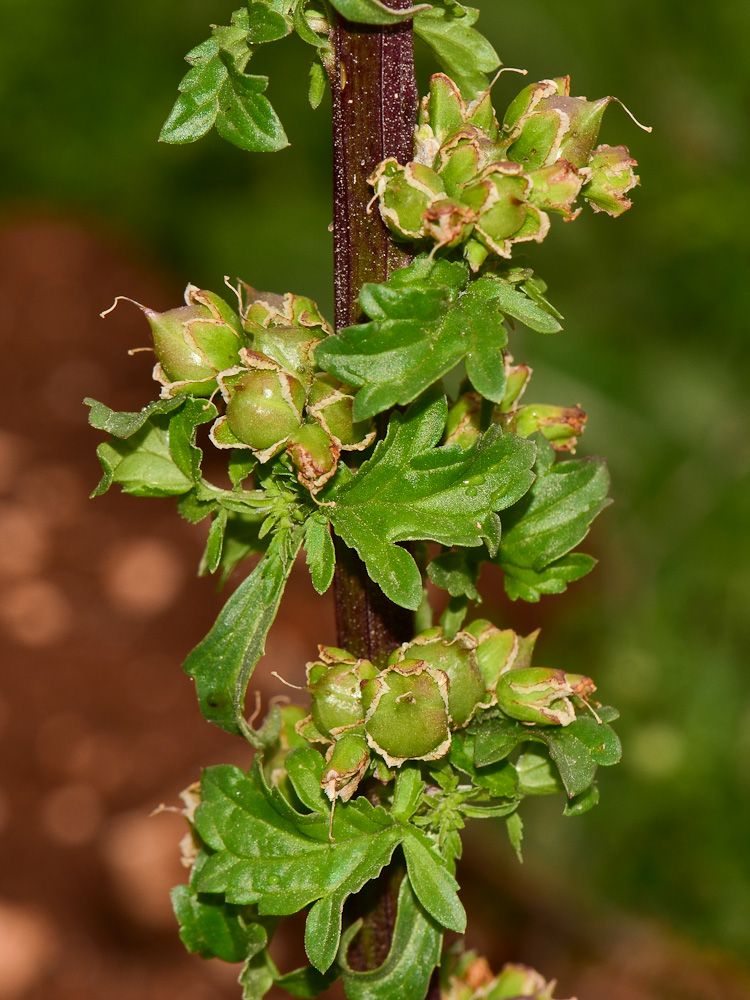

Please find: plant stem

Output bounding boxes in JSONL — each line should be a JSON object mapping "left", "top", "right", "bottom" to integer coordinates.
{"left": 330, "top": 1, "right": 422, "bottom": 980}
{"left": 330, "top": 1, "right": 417, "bottom": 670}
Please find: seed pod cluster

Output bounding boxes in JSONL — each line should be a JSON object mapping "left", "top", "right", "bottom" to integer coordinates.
{"left": 369, "top": 73, "right": 642, "bottom": 271}
{"left": 442, "top": 951, "right": 572, "bottom": 1000}
{"left": 210, "top": 287, "right": 375, "bottom": 491}
{"left": 294, "top": 624, "right": 596, "bottom": 803}
{"left": 445, "top": 357, "right": 587, "bottom": 453}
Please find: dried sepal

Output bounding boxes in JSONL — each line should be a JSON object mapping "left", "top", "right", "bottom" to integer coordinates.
{"left": 583, "top": 143, "right": 640, "bottom": 216}
{"left": 321, "top": 733, "right": 370, "bottom": 805}
{"left": 502, "top": 403, "right": 588, "bottom": 452}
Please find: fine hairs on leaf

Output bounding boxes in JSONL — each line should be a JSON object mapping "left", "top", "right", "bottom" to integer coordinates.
{"left": 86, "top": 2, "right": 648, "bottom": 997}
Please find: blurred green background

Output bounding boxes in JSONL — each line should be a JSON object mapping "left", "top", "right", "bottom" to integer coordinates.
{"left": 2, "top": 0, "right": 748, "bottom": 971}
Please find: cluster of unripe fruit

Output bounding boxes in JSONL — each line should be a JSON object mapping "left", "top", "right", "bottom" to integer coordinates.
{"left": 369, "top": 73, "right": 643, "bottom": 270}
{"left": 293, "top": 622, "right": 597, "bottom": 805}
{"left": 135, "top": 283, "right": 374, "bottom": 491}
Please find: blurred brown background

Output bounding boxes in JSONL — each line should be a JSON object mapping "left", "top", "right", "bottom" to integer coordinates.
{"left": 1, "top": 1, "right": 749, "bottom": 998}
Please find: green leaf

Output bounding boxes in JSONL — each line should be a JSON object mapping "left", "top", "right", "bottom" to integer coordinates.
{"left": 93, "top": 417, "right": 193, "bottom": 498}
{"left": 303, "top": 513, "right": 336, "bottom": 594}
{"left": 317, "top": 259, "right": 530, "bottom": 420}
{"left": 240, "top": 949, "right": 277, "bottom": 1000}
{"left": 171, "top": 885, "right": 267, "bottom": 962}
{"left": 200, "top": 508, "right": 230, "bottom": 575}
{"left": 427, "top": 549, "right": 481, "bottom": 601}
{"left": 166, "top": 397, "right": 219, "bottom": 482}
{"left": 487, "top": 281, "right": 562, "bottom": 334}
{"left": 327, "top": 0, "right": 429, "bottom": 26}
{"left": 160, "top": 12, "right": 288, "bottom": 152}
{"left": 402, "top": 830, "right": 466, "bottom": 933}
{"left": 413, "top": 1, "right": 500, "bottom": 99}
{"left": 215, "top": 511, "right": 268, "bottom": 585}
{"left": 505, "top": 811, "right": 523, "bottom": 863}
{"left": 183, "top": 522, "right": 304, "bottom": 740}
{"left": 276, "top": 964, "right": 340, "bottom": 998}
{"left": 498, "top": 444, "right": 610, "bottom": 600}
{"left": 448, "top": 730, "right": 519, "bottom": 799}
{"left": 246, "top": 2, "right": 293, "bottom": 43}
{"left": 324, "top": 392, "right": 536, "bottom": 609}
{"left": 85, "top": 396, "right": 185, "bottom": 437}
{"left": 502, "top": 552, "right": 597, "bottom": 602}
{"left": 470, "top": 711, "right": 621, "bottom": 798}
{"left": 391, "top": 766, "right": 425, "bottom": 822}
{"left": 308, "top": 60, "right": 327, "bottom": 108}
{"left": 563, "top": 784, "right": 600, "bottom": 817}
{"left": 515, "top": 750, "right": 563, "bottom": 796}
{"left": 340, "top": 877, "right": 442, "bottom": 1000}
{"left": 192, "top": 761, "right": 403, "bottom": 972}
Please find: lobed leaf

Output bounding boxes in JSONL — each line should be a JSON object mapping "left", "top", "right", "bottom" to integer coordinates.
{"left": 323, "top": 392, "right": 536, "bottom": 609}
{"left": 171, "top": 885, "right": 268, "bottom": 963}
{"left": 317, "top": 258, "right": 538, "bottom": 420}
{"left": 414, "top": 1, "right": 500, "bottom": 99}
{"left": 327, "top": 0, "right": 429, "bottom": 25}
{"left": 183, "top": 522, "right": 304, "bottom": 740}
{"left": 192, "top": 761, "right": 403, "bottom": 972}
{"left": 339, "top": 877, "right": 442, "bottom": 1000}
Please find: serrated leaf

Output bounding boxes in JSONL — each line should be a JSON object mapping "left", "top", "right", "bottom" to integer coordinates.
{"left": 167, "top": 397, "right": 219, "bottom": 481}
{"left": 402, "top": 829, "right": 466, "bottom": 933}
{"left": 340, "top": 877, "right": 442, "bottom": 1000}
{"left": 327, "top": 0, "right": 429, "bottom": 25}
{"left": 276, "top": 964, "right": 340, "bottom": 998}
{"left": 498, "top": 448, "right": 610, "bottom": 600}
{"left": 502, "top": 552, "right": 597, "bottom": 602}
{"left": 160, "top": 14, "right": 288, "bottom": 152}
{"left": 171, "top": 885, "right": 267, "bottom": 962}
{"left": 427, "top": 549, "right": 481, "bottom": 600}
{"left": 487, "top": 282, "right": 562, "bottom": 334}
{"left": 246, "top": 2, "right": 293, "bottom": 43}
{"left": 183, "top": 523, "right": 303, "bottom": 740}
{"left": 192, "top": 761, "right": 403, "bottom": 972}
{"left": 413, "top": 1, "right": 500, "bottom": 99}
{"left": 308, "top": 60, "right": 327, "bottom": 108}
{"left": 304, "top": 514, "right": 336, "bottom": 594}
{"left": 93, "top": 418, "right": 193, "bottom": 498}
{"left": 471, "top": 712, "right": 621, "bottom": 798}
{"left": 505, "top": 811, "right": 523, "bottom": 862}
{"left": 200, "top": 508, "right": 229, "bottom": 575}
{"left": 85, "top": 396, "right": 185, "bottom": 437}
{"left": 215, "top": 511, "right": 268, "bottom": 585}
{"left": 324, "top": 392, "right": 536, "bottom": 609}
{"left": 317, "top": 259, "right": 527, "bottom": 420}
{"left": 448, "top": 730, "right": 519, "bottom": 799}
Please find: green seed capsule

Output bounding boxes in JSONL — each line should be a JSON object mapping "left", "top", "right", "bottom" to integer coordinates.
{"left": 223, "top": 369, "right": 305, "bottom": 454}
{"left": 362, "top": 663, "right": 451, "bottom": 768}
{"left": 307, "top": 650, "right": 377, "bottom": 740}
{"left": 287, "top": 420, "right": 340, "bottom": 493}
{"left": 511, "top": 403, "right": 587, "bottom": 452}
{"left": 321, "top": 733, "right": 370, "bottom": 804}
{"left": 308, "top": 383, "right": 375, "bottom": 451}
{"left": 496, "top": 667, "right": 595, "bottom": 726}
{"left": 583, "top": 144, "right": 639, "bottom": 217}
{"left": 246, "top": 324, "right": 323, "bottom": 388}
{"left": 395, "top": 629, "right": 487, "bottom": 728}
{"left": 145, "top": 287, "right": 245, "bottom": 397}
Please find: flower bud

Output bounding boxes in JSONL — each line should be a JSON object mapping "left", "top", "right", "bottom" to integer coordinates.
{"left": 307, "top": 650, "right": 377, "bottom": 741}
{"left": 368, "top": 159, "right": 446, "bottom": 240}
{"left": 463, "top": 620, "right": 520, "bottom": 693}
{"left": 583, "top": 144, "right": 639, "bottom": 216}
{"left": 321, "top": 733, "right": 370, "bottom": 804}
{"left": 394, "top": 628, "right": 487, "bottom": 728}
{"left": 511, "top": 403, "right": 587, "bottom": 452}
{"left": 144, "top": 287, "right": 245, "bottom": 397}
{"left": 217, "top": 368, "right": 305, "bottom": 458}
{"left": 496, "top": 667, "right": 595, "bottom": 726}
{"left": 362, "top": 663, "right": 451, "bottom": 767}
{"left": 287, "top": 420, "right": 340, "bottom": 493}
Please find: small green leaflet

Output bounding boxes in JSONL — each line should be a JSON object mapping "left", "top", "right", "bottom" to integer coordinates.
{"left": 427, "top": 549, "right": 482, "bottom": 601}
{"left": 470, "top": 707, "right": 621, "bottom": 798}
{"left": 160, "top": 7, "right": 288, "bottom": 152}
{"left": 86, "top": 397, "right": 215, "bottom": 498}
{"left": 497, "top": 437, "right": 610, "bottom": 601}
{"left": 327, "top": 0, "right": 429, "bottom": 25}
{"left": 339, "top": 877, "right": 442, "bottom": 1000}
{"left": 322, "top": 392, "right": 536, "bottom": 609}
{"left": 401, "top": 830, "right": 465, "bottom": 933}
{"left": 183, "top": 522, "right": 304, "bottom": 741}
{"left": 303, "top": 513, "right": 336, "bottom": 594}
{"left": 171, "top": 885, "right": 268, "bottom": 962}
{"left": 413, "top": 1, "right": 500, "bottom": 99}
{"left": 316, "top": 257, "right": 560, "bottom": 421}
